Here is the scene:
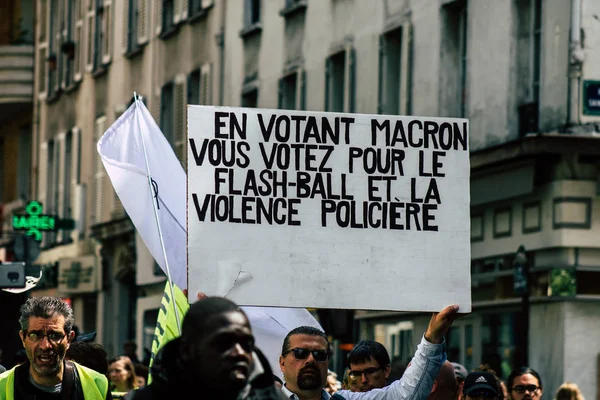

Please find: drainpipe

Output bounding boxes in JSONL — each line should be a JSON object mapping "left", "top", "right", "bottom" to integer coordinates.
{"left": 217, "top": 0, "right": 227, "bottom": 106}
{"left": 569, "top": 0, "right": 584, "bottom": 126}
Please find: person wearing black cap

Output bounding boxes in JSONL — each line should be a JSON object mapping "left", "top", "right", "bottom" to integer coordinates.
{"left": 462, "top": 371, "right": 501, "bottom": 400}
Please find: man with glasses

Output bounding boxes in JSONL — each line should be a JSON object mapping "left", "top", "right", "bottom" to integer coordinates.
{"left": 345, "top": 340, "right": 391, "bottom": 392}
{"left": 506, "top": 368, "right": 543, "bottom": 400}
{"left": 279, "top": 304, "right": 461, "bottom": 400}
{"left": 0, "top": 296, "right": 111, "bottom": 399}
{"left": 462, "top": 371, "right": 500, "bottom": 400}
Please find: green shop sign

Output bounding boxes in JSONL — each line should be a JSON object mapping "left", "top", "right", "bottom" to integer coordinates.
{"left": 12, "top": 201, "right": 74, "bottom": 241}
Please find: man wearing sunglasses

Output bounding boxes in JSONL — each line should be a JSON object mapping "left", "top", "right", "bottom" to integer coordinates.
{"left": 506, "top": 368, "right": 543, "bottom": 400}
{"left": 462, "top": 372, "right": 500, "bottom": 400}
{"left": 0, "top": 296, "right": 111, "bottom": 399}
{"left": 345, "top": 340, "right": 391, "bottom": 392}
{"left": 279, "top": 304, "right": 461, "bottom": 400}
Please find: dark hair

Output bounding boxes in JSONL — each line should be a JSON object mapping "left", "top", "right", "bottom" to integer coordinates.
{"left": 66, "top": 342, "right": 109, "bottom": 374}
{"left": 507, "top": 367, "right": 542, "bottom": 390}
{"left": 134, "top": 363, "right": 149, "bottom": 381}
{"left": 19, "top": 297, "right": 75, "bottom": 333}
{"left": 474, "top": 365, "right": 502, "bottom": 398}
{"left": 281, "top": 326, "right": 329, "bottom": 355}
{"left": 347, "top": 340, "right": 390, "bottom": 369}
{"left": 182, "top": 297, "right": 244, "bottom": 339}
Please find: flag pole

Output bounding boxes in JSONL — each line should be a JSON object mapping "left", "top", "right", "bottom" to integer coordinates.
{"left": 133, "top": 92, "right": 182, "bottom": 335}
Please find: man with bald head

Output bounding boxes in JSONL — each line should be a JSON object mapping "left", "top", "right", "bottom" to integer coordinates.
{"left": 427, "top": 361, "right": 457, "bottom": 400}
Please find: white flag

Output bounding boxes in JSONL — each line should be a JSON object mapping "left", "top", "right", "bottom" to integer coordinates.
{"left": 97, "top": 100, "right": 322, "bottom": 377}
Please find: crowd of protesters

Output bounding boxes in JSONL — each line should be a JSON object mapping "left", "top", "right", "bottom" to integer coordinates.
{"left": 0, "top": 296, "right": 589, "bottom": 400}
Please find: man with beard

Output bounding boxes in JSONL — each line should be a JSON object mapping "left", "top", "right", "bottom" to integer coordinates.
{"left": 127, "top": 296, "right": 285, "bottom": 400}
{"left": 279, "top": 304, "right": 462, "bottom": 400}
{"left": 0, "top": 296, "right": 111, "bottom": 399}
{"left": 506, "top": 368, "right": 542, "bottom": 400}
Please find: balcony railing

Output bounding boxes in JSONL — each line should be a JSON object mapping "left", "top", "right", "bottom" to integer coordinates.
{"left": 0, "top": 45, "right": 34, "bottom": 105}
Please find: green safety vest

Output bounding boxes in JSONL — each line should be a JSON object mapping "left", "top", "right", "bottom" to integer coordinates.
{"left": 0, "top": 361, "right": 109, "bottom": 400}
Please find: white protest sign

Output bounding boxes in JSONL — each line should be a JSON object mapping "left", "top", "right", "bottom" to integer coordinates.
{"left": 187, "top": 106, "right": 471, "bottom": 312}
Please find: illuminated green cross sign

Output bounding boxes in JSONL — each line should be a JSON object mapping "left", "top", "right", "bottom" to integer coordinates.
{"left": 12, "top": 201, "right": 58, "bottom": 241}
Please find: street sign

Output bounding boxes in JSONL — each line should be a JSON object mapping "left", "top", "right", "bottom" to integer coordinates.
{"left": 12, "top": 201, "right": 76, "bottom": 241}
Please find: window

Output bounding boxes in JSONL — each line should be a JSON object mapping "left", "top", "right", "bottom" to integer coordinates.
{"left": 160, "top": 0, "right": 175, "bottom": 35}
{"left": 189, "top": 0, "right": 213, "bottom": 19}
{"left": 88, "top": 0, "right": 112, "bottom": 72}
{"left": 48, "top": 0, "right": 60, "bottom": 98}
{"left": 37, "top": 0, "right": 49, "bottom": 97}
{"left": 123, "top": 0, "right": 148, "bottom": 55}
{"left": 45, "top": 139, "right": 60, "bottom": 245}
{"left": 515, "top": 0, "right": 541, "bottom": 135}
{"left": 63, "top": 131, "right": 73, "bottom": 241}
{"left": 60, "top": 0, "right": 74, "bottom": 88}
{"left": 242, "top": 88, "right": 258, "bottom": 108}
{"left": 188, "top": 63, "right": 212, "bottom": 106}
{"left": 57, "top": 0, "right": 83, "bottom": 89}
{"left": 439, "top": 0, "right": 468, "bottom": 117}
{"left": 278, "top": 69, "right": 305, "bottom": 110}
{"left": 378, "top": 25, "right": 412, "bottom": 115}
{"left": 160, "top": 82, "right": 175, "bottom": 147}
{"left": 325, "top": 47, "right": 355, "bottom": 113}
{"left": 244, "top": 0, "right": 261, "bottom": 26}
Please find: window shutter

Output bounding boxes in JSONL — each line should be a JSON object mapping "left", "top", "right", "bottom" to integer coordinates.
{"left": 37, "top": 0, "right": 49, "bottom": 96}
{"left": 400, "top": 23, "right": 412, "bottom": 115}
{"left": 324, "top": 58, "right": 331, "bottom": 111}
{"left": 73, "top": 0, "right": 83, "bottom": 81}
{"left": 180, "top": 0, "right": 188, "bottom": 20}
{"left": 152, "top": 88, "right": 161, "bottom": 126}
{"left": 37, "top": 43, "right": 48, "bottom": 97}
{"left": 39, "top": 142, "right": 48, "bottom": 206}
{"left": 347, "top": 47, "right": 356, "bottom": 113}
{"left": 298, "top": 69, "right": 306, "bottom": 111}
{"left": 53, "top": 0, "right": 62, "bottom": 94}
{"left": 377, "top": 35, "right": 385, "bottom": 114}
{"left": 277, "top": 77, "right": 283, "bottom": 109}
{"left": 94, "top": 116, "right": 107, "bottom": 224}
{"left": 70, "top": 128, "right": 80, "bottom": 205}
{"left": 102, "top": 0, "right": 112, "bottom": 64}
{"left": 201, "top": 0, "right": 213, "bottom": 7}
{"left": 137, "top": 0, "right": 148, "bottom": 44}
{"left": 155, "top": 1, "right": 163, "bottom": 36}
{"left": 200, "top": 62, "right": 211, "bottom": 105}
{"left": 174, "top": 75, "right": 187, "bottom": 165}
{"left": 122, "top": 0, "right": 129, "bottom": 52}
{"left": 173, "top": 0, "right": 182, "bottom": 23}
{"left": 57, "top": 133, "right": 66, "bottom": 218}
{"left": 60, "top": 0, "right": 70, "bottom": 89}
{"left": 85, "top": 1, "right": 95, "bottom": 71}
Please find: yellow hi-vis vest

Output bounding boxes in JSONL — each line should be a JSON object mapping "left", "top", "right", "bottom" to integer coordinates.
{"left": 0, "top": 361, "right": 109, "bottom": 400}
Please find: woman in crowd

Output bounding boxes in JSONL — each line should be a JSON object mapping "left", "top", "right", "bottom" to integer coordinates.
{"left": 108, "top": 356, "right": 139, "bottom": 396}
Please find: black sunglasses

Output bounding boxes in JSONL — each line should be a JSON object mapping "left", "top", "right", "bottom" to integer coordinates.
{"left": 283, "top": 348, "right": 331, "bottom": 362}
{"left": 512, "top": 385, "right": 540, "bottom": 394}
